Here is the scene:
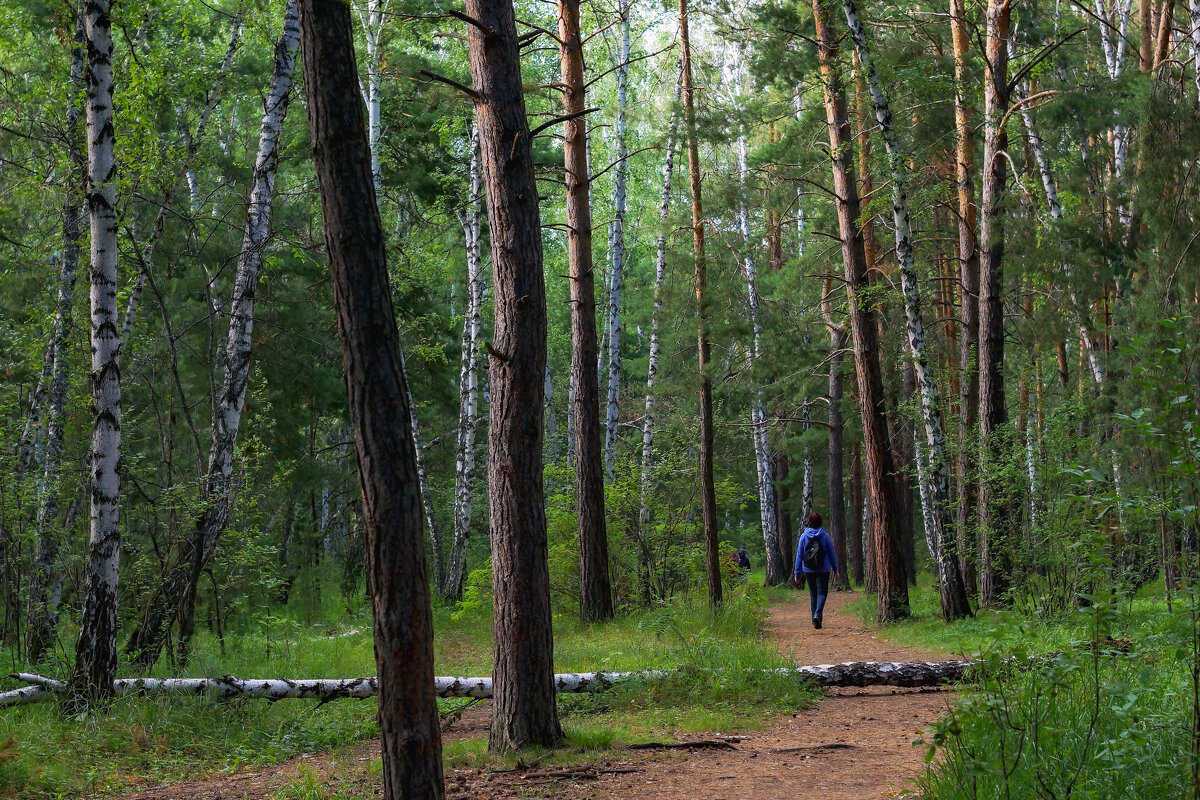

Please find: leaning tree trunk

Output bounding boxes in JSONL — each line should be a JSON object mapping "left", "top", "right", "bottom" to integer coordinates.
{"left": 736, "top": 81, "right": 785, "bottom": 586}
{"left": 603, "top": 2, "right": 631, "bottom": 479}
{"left": 299, "top": 0, "right": 444, "bottom": 796}
{"left": 558, "top": 0, "right": 613, "bottom": 623}
{"left": 126, "top": 1, "right": 302, "bottom": 667}
{"left": 821, "top": 280, "right": 850, "bottom": 590}
{"left": 638, "top": 62, "right": 682, "bottom": 544}
{"left": 71, "top": 0, "right": 122, "bottom": 701}
{"left": 840, "top": 0, "right": 972, "bottom": 620}
{"left": 26, "top": 16, "right": 85, "bottom": 665}
{"left": 444, "top": 121, "right": 485, "bottom": 602}
{"left": 977, "top": 0, "right": 1013, "bottom": 607}
{"left": 464, "top": 0, "right": 562, "bottom": 752}
{"left": 813, "top": 0, "right": 907, "bottom": 622}
{"left": 681, "top": 0, "right": 721, "bottom": 610}
{"left": 950, "top": 0, "right": 979, "bottom": 598}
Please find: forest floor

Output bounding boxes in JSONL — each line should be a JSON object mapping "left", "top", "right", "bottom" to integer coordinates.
{"left": 114, "top": 592, "right": 955, "bottom": 800}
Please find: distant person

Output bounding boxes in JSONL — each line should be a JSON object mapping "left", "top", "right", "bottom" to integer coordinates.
{"left": 730, "top": 547, "right": 751, "bottom": 584}
{"left": 794, "top": 512, "right": 839, "bottom": 629}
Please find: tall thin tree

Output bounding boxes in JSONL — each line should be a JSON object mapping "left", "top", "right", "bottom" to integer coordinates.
{"left": 558, "top": 0, "right": 614, "bottom": 622}
{"left": 71, "top": 0, "right": 121, "bottom": 700}
{"left": 680, "top": 0, "right": 721, "bottom": 609}
{"left": 464, "top": 0, "right": 562, "bottom": 750}
{"left": 298, "top": 0, "right": 444, "bottom": 795}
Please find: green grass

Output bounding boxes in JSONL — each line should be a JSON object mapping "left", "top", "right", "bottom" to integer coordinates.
{"left": 848, "top": 578, "right": 1198, "bottom": 800}
{"left": 0, "top": 582, "right": 817, "bottom": 798}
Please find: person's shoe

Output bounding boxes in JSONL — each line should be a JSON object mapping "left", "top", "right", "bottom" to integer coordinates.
{"left": 812, "top": 616, "right": 822, "bottom": 629}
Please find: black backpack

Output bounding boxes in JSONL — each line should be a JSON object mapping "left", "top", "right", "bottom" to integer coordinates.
{"left": 802, "top": 532, "right": 823, "bottom": 571}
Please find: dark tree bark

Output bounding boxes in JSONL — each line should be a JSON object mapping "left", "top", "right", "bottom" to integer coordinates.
{"left": 773, "top": 450, "right": 792, "bottom": 569}
{"left": 558, "top": 0, "right": 613, "bottom": 623}
{"left": 822, "top": 281, "right": 850, "bottom": 591}
{"left": 950, "top": 0, "right": 980, "bottom": 600}
{"left": 298, "top": 1, "right": 444, "bottom": 796}
{"left": 680, "top": 0, "right": 721, "bottom": 610}
{"left": 850, "top": 442, "right": 864, "bottom": 586}
{"left": 977, "top": 0, "right": 1013, "bottom": 607}
{"left": 71, "top": 0, "right": 122, "bottom": 702}
{"left": 813, "top": 0, "right": 907, "bottom": 621}
{"left": 462, "top": 0, "right": 562, "bottom": 751}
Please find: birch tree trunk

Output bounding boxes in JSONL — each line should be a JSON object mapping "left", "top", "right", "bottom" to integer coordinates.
{"left": 840, "top": 0, "right": 972, "bottom": 620}
{"left": 71, "top": 0, "right": 122, "bottom": 700}
{"left": 1191, "top": 0, "right": 1200, "bottom": 101}
{"left": 950, "top": 0, "right": 980, "bottom": 598}
{"left": 464, "top": 0, "right": 562, "bottom": 752}
{"left": 603, "top": 3, "right": 631, "bottom": 479}
{"left": 801, "top": 399, "right": 814, "bottom": 524}
{"left": 299, "top": 0, "right": 444, "bottom": 794}
{"left": 736, "top": 78, "right": 785, "bottom": 586}
{"left": 126, "top": 1, "right": 302, "bottom": 666}
{"left": 977, "top": 0, "right": 1014, "bottom": 607}
{"left": 813, "top": 0, "right": 907, "bottom": 622}
{"left": 681, "top": 0, "right": 722, "bottom": 610}
{"left": 26, "top": 15, "right": 85, "bottom": 665}
{"left": 444, "top": 122, "right": 485, "bottom": 602}
{"left": 639, "top": 64, "right": 682, "bottom": 543}
{"left": 558, "top": 0, "right": 614, "bottom": 623}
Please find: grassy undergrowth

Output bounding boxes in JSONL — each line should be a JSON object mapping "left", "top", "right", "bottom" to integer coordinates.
{"left": 850, "top": 579, "right": 1198, "bottom": 799}
{"left": 0, "top": 583, "right": 817, "bottom": 799}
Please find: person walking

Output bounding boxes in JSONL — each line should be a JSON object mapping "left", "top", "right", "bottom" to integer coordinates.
{"left": 794, "top": 512, "right": 839, "bottom": 629}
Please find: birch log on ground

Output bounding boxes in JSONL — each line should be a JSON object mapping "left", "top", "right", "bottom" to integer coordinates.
{"left": 1, "top": 660, "right": 979, "bottom": 708}
{"left": 839, "top": 0, "right": 972, "bottom": 621}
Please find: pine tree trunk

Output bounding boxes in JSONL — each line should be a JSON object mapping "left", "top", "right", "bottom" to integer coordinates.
{"left": 298, "top": 0, "right": 444, "bottom": 794}
{"left": 822, "top": 281, "right": 850, "bottom": 591}
{"left": 559, "top": 0, "right": 613, "bottom": 623}
{"left": 852, "top": 442, "right": 867, "bottom": 588}
{"left": 680, "top": 0, "right": 721, "bottom": 610}
{"left": 813, "top": 0, "right": 907, "bottom": 622}
{"left": 736, "top": 87, "right": 784, "bottom": 587}
{"left": 950, "top": 0, "right": 980, "bottom": 599}
{"left": 463, "top": 0, "right": 562, "bottom": 752}
{"left": 638, "top": 63, "right": 682, "bottom": 548}
{"left": 445, "top": 122, "right": 485, "bottom": 602}
{"left": 603, "top": 3, "right": 631, "bottom": 479}
{"left": 977, "top": 0, "right": 1013, "bottom": 607}
{"left": 26, "top": 16, "right": 85, "bottom": 665}
{"left": 71, "top": 0, "right": 121, "bottom": 701}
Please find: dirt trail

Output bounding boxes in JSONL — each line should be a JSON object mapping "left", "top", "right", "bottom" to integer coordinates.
{"left": 533, "top": 591, "right": 953, "bottom": 800}
{"left": 114, "top": 591, "right": 954, "bottom": 799}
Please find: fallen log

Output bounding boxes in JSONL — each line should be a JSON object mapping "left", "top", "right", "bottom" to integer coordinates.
{"left": 1, "top": 659, "right": 976, "bottom": 709}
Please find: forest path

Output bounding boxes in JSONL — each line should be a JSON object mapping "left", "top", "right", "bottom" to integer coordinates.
{"left": 537, "top": 590, "right": 954, "bottom": 800}
{"left": 114, "top": 592, "right": 953, "bottom": 799}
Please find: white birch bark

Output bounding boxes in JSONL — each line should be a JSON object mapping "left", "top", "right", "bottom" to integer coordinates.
{"left": 445, "top": 121, "right": 485, "bottom": 600}
{"left": 26, "top": 17, "right": 85, "bottom": 663}
{"left": 2, "top": 658, "right": 979, "bottom": 707}
{"left": 801, "top": 399, "right": 814, "bottom": 524}
{"left": 736, "top": 71, "right": 784, "bottom": 584}
{"left": 840, "top": 0, "right": 971, "bottom": 618}
{"left": 603, "top": 3, "right": 631, "bottom": 479}
{"left": 638, "top": 62, "right": 683, "bottom": 538}
{"left": 1191, "top": 0, "right": 1200, "bottom": 101}
{"left": 356, "top": 0, "right": 387, "bottom": 194}
{"left": 72, "top": 0, "right": 121, "bottom": 696}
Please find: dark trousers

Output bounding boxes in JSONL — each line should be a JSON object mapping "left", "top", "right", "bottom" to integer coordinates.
{"left": 805, "top": 571, "right": 830, "bottom": 620}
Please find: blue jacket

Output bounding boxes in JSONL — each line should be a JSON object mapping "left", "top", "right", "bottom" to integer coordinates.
{"left": 794, "top": 527, "right": 839, "bottom": 575}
